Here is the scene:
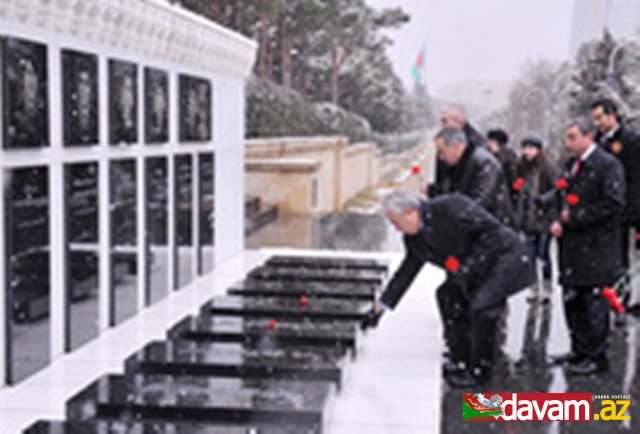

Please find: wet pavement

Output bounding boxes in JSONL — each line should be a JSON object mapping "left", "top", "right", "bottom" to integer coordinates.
{"left": 441, "top": 287, "right": 640, "bottom": 433}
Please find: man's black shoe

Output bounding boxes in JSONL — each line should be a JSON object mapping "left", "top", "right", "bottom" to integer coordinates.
{"left": 442, "top": 360, "right": 466, "bottom": 377}
{"left": 567, "top": 359, "right": 609, "bottom": 376}
{"left": 445, "top": 370, "right": 478, "bottom": 388}
{"left": 445, "top": 368, "right": 490, "bottom": 389}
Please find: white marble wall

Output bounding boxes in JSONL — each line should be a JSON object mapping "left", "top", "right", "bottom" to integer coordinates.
{"left": 0, "top": 0, "right": 256, "bottom": 386}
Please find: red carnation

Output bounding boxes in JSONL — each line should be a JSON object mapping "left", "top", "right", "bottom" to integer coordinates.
{"left": 512, "top": 177, "right": 526, "bottom": 191}
{"left": 636, "top": 233, "right": 640, "bottom": 241}
{"left": 555, "top": 178, "right": 569, "bottom": 190}
{"left": 445, "top": 256, "right": 460, "bottom": 273}
{"left": 267, "top": 319, "right": 277, "bottom": 330}
{"left": 602, "top": 287, "right": 625, "bottom": 313}
{"left": 411, "top": 164, "right": 421, "bottom": 175}
{"left": 299, "top": 295, "right": 309, "bottom": 308}
{"left": 566, "top": 193, "right": 580, "bottom": 206}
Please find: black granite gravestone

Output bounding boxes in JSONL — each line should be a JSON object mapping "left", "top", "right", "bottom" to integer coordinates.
{"left": 229, "top": 279, "right": 376, "bottom": 301}
{"left": 248, "top": 265, "right": 384, "bottom": 285}
{"left": 25, "top": 420, "right": 308, "bottom": 434}
{"left": 169, "top": 315, "right": 357, "bottom": 352}
{"left": 265, "top": 255, "right": 388, "bottom": 274}
{"left": 66, "top": 374, "right": 331, "bottom": 433}
{"left": 125, "top": 339, "right": 345, "bottom": 389}
{"left": 202, "top": 295, "right": 372, "bottom": 322}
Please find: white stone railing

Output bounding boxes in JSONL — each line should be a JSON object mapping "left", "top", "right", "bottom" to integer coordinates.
{"left": 0, "top": 0, "right": 257, "bottom": 78}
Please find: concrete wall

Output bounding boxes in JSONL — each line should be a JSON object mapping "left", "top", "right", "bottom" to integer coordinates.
{"left": 245, "top": 159, "right": 320, "bottom": 214}
{"left": 245, "top": 137, "right": 384, "bottom": 215}
{"left": 339, "top": 143, "right": 381, "bottom": 208}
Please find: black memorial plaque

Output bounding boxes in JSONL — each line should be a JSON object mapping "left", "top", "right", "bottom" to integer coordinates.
{"left": 125, "top": 339, "right": 344, "bottom": 387}
{"left": 25, "top": 420, "right": 307, "bottom": 434}
{"left": 65, "top": 163, "right": 98, "bottom": 244}
{"left": 169, "top": 315, "right": 357, "bottom": 351}
{"left": 62, "top": 49, "right": 98, "bottom": 146}
{"left": 2, "top": 37, "right": 49, "bottom": 149}
{"left": 5, "top": 166, "right": 50, "bottom": 383}
{"left": 248, "top": 265, "right": 384, "bottom": 285}
{"left": 178, "top": 74, "right": 211, "bottom": 142}
{"left": 229, "top": 279, "right": 375, "bottom": 301}
{"left": 202, "top": 296, "right": 371, "bottom": 323}
{"left": 64, "top": 162, "right": 99, "bottom": 350}
{"left": 146, "top": 157, "right": 169, "bottom": 304}
{"left": 109, "top": 59, "right": 138, "bottom": 144}
{"left": 175, "top": 155, "right": 193, "bottom": 288}
{"left": 144, "top": 67, "right": 169, "bottom": 144}
{"left": 266, "top": 255, "right": 389, "bottom": 273}
{"left": 66, "top": 374, "right": 331, "bottom": 432}
{"left": 198, "top": 153, "right": 215, "bottom": 274}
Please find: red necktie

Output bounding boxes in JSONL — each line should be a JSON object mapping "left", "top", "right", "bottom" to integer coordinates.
{"left": 571, "top": 159, "right": 582, "bottom": 178}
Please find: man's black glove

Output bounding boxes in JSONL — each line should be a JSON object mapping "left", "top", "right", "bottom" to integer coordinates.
{"left": 360, "top": 308, "right": 384, "bottom": 330}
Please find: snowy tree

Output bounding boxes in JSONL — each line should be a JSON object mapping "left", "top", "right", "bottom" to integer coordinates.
{"left": 172, "top": 0, "right": 427, "bottom": 136}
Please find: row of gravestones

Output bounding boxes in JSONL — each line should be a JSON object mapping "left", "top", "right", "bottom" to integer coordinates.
{"left": 24, "top": 255, "right": 388, "bottom": 434}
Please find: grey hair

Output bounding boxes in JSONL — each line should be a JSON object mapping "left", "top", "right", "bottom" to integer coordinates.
{"left": 434, "top": 127, "right": 468, "bottom": 147}
{"left": 382, "top": 189, "right": 422, "bottom": 215}
{"left": 442, "top": 103, "right": 467, "bottom": 122}
{"left": 566, "top": 118, "right": 595, "bottom": 136}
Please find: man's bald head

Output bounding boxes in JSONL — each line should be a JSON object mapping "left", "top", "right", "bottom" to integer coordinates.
{"left": 440, "top": 104, "right": 467, "bottom": 129}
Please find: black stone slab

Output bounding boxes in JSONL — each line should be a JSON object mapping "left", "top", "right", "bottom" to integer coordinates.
{"left": 265, "top": 255, "right": 388, "bottom": 274}
{"left": 169, "top": 315, "right": 357, "bottom": 351}
{"left": 248, "top": 265, "right": 384, "bottom": 285}
{"left": 229, "top": 279, "right": 376, "bottom": 301}
{"left": 202, "top": 295, "right": 372, "bottom": 323}
{"left": 23, "top": 420, "right": 267, "bottom": 433}
{"left": 25, "top": 419, "right": 315, "bottom": 433}
{"left": 125, "top": 339, "right": 344, "bottom": 388}
{"left": 66, "top": 374, "right": 330, "bottom": 432}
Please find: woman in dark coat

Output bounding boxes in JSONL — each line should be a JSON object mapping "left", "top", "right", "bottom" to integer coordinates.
{"left": 512, "top": 135, "right": 557, "bottom": 302}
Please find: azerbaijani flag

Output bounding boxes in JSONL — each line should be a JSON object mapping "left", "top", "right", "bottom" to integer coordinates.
{"left": 412, "top": 43, "right": 427, "bottom": 84}
{"left": 462, "top": 393, "right": 504, "bottom": 421}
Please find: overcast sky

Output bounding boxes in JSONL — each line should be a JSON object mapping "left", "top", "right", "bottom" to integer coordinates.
{"left": 368, "top": 0, "right": 575, "bottom": 96}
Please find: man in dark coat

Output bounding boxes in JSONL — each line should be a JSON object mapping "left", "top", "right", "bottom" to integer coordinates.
{"left": 439, "top": 103, "right": 488, "bottom": 149}
{"left": 433, "top": 104, "right": 489, "bottom": 200}
{"left": 487, "top": 128, "right": 519, "bottom": 191}
{"left": 428, "top": 127, "right": 517, "bottom": 228}
{"left": 365, "top": 190, "right": 534, "bottom": 387}
{"left": 591, "top": 99, "right": 640, "bottom": 279}
{"left": 550, "top": 119, "right": 626, "bottom": 375}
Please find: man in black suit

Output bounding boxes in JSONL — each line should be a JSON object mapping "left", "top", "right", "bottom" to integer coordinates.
{"left": 591, "top": 99, "right": 640, "bottom": 311}
{"left": 364, "top": 190, "right": 534, "bottom": 387}
{"left": 550, "top": 118, "right": 626, "bottom": 375}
